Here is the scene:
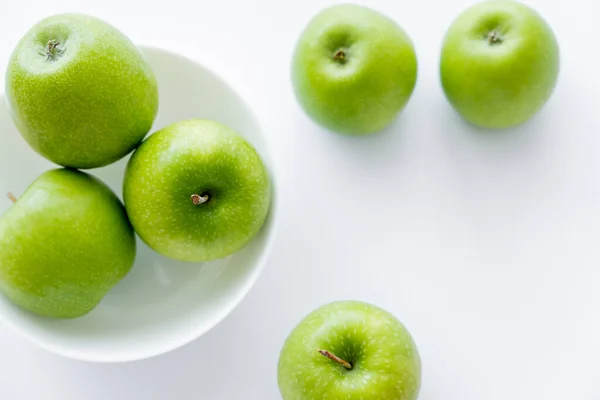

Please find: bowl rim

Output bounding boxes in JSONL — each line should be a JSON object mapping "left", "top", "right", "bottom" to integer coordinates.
{"left": 0, "top": 44, "right": 280, "bottom": 363}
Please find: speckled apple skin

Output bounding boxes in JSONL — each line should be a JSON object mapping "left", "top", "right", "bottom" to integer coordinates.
{"left": 0, "top": 169, "right": 136, "bottom": 319}
{"left": 123, "top": 119, "right": 271, "bottom": 262}
{"left": 5, "top": 14, "right": 159, "bottom": 169}
{"left": 278, "top": 301, "right": 421, "bottom": 400}
{"left": 291, "top": 4, "right": 418, "bottom": 136}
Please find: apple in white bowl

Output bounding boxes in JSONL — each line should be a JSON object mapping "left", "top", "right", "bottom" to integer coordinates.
{"left": 0, "top": 46, "right": 278, "bottom": 362}
{"left": 123, "top": 119, "right": 271, "bottom": 263}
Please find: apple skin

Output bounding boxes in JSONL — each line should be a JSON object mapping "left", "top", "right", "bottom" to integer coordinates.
{"left": 291, "top": 4, "right": 418, "bottom": 135}
{"left": 5, "top": 13, "right": 159, "bottom": 169}
{"left": 440, "top": 0, "right": 559, "bottom": 129}
{"left": 123, "top": 119, "right": 271, "bottom": 262}
{"left": 0, "top": 169, "right": 136, "bottom": 319}
{"left": 278, "top": 301, "right": 421, "bottom": 400}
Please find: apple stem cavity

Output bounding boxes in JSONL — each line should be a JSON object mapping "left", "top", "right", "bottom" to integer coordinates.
{"left": 487, "top": 31, "right": 503, "bottom": 44}
{"left": 333, "top": 49, "right": 347, "bottom": 64}
{"left": 191, "top": 193, "right": 209, "bottom": 206}
{"left": 6, "top": 192, "right": 17, "bottom": 203}
{"left": 318, "top": 349, "right": 352, "bottom": 370}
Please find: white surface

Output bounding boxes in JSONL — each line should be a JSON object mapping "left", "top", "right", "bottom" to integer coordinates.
{"left": 0, "top": 46, "right": 278, "bottom": 362}
{"left": 0, "top": 0, "right": 598, "bottom": 398}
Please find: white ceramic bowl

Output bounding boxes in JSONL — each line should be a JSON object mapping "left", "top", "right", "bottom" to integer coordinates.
{"left": 0, "top": 46, "right": 278, "bottom": 362}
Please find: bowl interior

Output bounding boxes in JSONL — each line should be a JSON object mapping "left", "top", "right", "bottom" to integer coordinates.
{"left": 0, "top": 46, "right": 276, "bottom": 362}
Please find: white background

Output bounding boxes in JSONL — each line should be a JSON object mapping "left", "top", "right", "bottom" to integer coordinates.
{"left": 0, "top": 0, "right": 599, "bottom": 398}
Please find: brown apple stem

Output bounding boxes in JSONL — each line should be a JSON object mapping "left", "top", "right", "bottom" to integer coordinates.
{"left": 333, "top": 49, "right": 346, "bottom": 63}
{"left": 191, "top": 194, "right": 209, "bottom": 205}
{"left": 318, "top": 350, "right": 352, "bottom": 370}
{"left": 6, "top": 192, "right": 16, "bottom": 203}
{"left": 46, "top": 39, "right": 61, "bottom": 61}
{"left": 47, "top": 39, "right": 59, "bottom": 51}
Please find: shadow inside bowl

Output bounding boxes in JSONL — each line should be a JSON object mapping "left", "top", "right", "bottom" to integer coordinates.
{"left": 0, "top": 46, "right": 277, "bottom": 362}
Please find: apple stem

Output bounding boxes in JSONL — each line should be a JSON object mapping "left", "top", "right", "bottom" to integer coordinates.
{"left": 191, "top": 193, "right": 209, "bottom": 205}
{"left": 488, "top": 31, "right": 502, "bottom": 44}
{"left": 6, "top": 192, "right": 16, "bottom": 203}
{"left": 333, "top": 49, "right": 347, "bottom": 63}
{"left": 318, "top": 349, "right": 352, "bottom": 370}
{"left": 46, "top": 39, "right": 62, "bottom": 61}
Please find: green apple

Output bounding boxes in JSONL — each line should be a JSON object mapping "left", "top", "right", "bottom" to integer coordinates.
{"left": 123, "top": 119, "right": 271, "bottom": 262}
{"left": 440, "top": 0, "right": 559, "bottom": 129}
{"left": 278, "top": 301, "right": 421, "bottom": 400}
{"left": 5, "top": 13, "right": 159, "bottom": 169}
{"left": 291, "top": 4, "right": 418, "bottom": 135}
{"left": 0, "top": 169, "right": 136, "bottom": 319}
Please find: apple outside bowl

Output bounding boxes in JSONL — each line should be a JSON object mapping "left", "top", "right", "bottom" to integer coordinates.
{"left": 0, "top": 46, "right": 278, "bottom": 362}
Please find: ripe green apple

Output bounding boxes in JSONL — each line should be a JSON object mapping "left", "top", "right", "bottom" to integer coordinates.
{"left": 5, "top": 13, "right": 159, "bottom": 169}
{"left": 0, "top": 169, "right": 136, "bottom": 319}
{"left": 440, "top": 0, "right": 559, "bottom": 129}
{"left": 123, "top": 119, "right": 271, "bottom": 262}
{"left": 278, "top": 301, "right": 421, "bottom": 400}
{"left": 291, "top": 4, "right": 418, "bottom": 135}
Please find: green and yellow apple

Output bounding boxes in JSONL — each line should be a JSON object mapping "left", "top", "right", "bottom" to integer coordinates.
{"left": 291, "top": 4, "right": 418, "bottom": 135}
{"left": 5, "top": 13, "right": 159, "bottom": 169}
{"left": 0, "top": 169, "right": 136, "bottom": 319}
{"left": 278, "top": 301, "right": 421, "bottom": 400}
{"left": 440, "top": 0, "right": 559, "bottom": 129}
{"left": 123, "top": 119, "right": 271, "bottom": 262}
